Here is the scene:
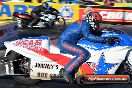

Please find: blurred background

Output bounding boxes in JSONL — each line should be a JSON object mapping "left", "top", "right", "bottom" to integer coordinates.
{"left": 0, "top": 0, "right": 131, "bottom": 47}
{"left": 0, "top": 0, "right": 132, "bottom": 24}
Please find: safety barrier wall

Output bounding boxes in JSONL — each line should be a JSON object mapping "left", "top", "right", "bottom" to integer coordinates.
{"left": 0, "top": 2, "right": 132, "bottom": 23}
{"left": 80, "top": 6, "right": 132, "bottom": 23}
{"left": 96, "top": 2, "right": 132, "bottom": 7}
{"left": 0, "top": 2, "right": 79, "bottom": 22}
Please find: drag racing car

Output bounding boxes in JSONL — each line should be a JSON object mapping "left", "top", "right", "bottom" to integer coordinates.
{"left": 1, "top": 28, "right": 132, "bottom": 84}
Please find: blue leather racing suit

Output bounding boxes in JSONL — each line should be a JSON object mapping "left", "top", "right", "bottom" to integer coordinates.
{"left": 57, "top": 20, "right": 105, "bottom": 74}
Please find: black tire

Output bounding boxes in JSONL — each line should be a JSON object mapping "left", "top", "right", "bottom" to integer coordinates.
{"left": 7, "top": 51, "right": 40, "bottom": 84}
{"left": 52, "top": 17, "right": 66, "bottom": 30}
{"left": 116, "top": 62, "right": 132, "bottom": 83}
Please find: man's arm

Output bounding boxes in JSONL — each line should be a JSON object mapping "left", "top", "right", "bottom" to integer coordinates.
{"left": 81, "top": 21, "right": 105, "bottom": 43}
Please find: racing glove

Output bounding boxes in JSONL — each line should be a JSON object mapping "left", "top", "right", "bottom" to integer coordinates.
{"left": 103, "top": 37, "right": 120, "bottom": 45}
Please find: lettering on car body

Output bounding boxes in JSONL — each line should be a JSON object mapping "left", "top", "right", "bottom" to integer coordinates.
{"left": 37, "top": 72, "right": 60, "bottom": 78}
{"left": 35, "top": 63, "right": 59, "bottom": 69}
{"left": 15, "top": 40, "right": 42, "bottom": 46}
{"left": 37, "top": 72, "right": 48, "bottom": 78}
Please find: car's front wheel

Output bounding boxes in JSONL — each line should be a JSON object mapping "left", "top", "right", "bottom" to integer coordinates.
{"left": 7, "top": 51, "right": 40, "bottom": 84}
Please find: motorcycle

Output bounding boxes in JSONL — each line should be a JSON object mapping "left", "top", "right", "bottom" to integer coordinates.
{"left": 3, "top": 28, "right": 132, "bottom": 84}
{"left": 12, "top": 11, "right": 66, "bottom": 30}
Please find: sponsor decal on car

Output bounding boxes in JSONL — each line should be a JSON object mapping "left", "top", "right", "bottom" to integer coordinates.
{"left": 84, "top": 75, "right": 130, "bottom": 83}
{"left": 15, "top": 40, "right": 42, "bottom": 46}
{"left": 37, "top": 72, "right": 48, "bottom": 78}
{"left": 37, "top": 72, "right": 60, "bottom": 78}
{"left": 35, "top": 63, "right": 59, "bottom": 69}
{"left": 14, "top": 39, "right": 45, "bottom": 50}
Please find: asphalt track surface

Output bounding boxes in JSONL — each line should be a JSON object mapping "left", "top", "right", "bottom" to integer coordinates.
{"left": 0, "top": 23, "right": 132, "bottom": 88}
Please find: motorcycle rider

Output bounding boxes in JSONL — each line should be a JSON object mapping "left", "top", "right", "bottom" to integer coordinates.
{"left": 57, "top": 12, "right": 119, "bottom": 83}
{"left": 28, "top": 2, "right": 59, "bottom": 28}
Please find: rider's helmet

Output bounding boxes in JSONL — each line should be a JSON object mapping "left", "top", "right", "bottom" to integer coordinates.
{"left": 85, "top": 12, "right": 102, "bottom": 31}
{"left": 42, "top": 2, "right": 49, "bottom": 9}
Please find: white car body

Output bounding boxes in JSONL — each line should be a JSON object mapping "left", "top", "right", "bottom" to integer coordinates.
{"left": 4, "top": 36, "right": 132, "bottom": 80}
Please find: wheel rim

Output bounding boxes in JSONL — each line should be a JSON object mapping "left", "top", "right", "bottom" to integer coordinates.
{"left": 14, "top": 56, "right": 30, "bottom": 77}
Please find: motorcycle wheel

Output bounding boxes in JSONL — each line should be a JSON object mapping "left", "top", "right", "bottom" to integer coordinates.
{"left": 52, "top": 17, "right": 66, "bottom": 30}
{"left": 7, "top": 51, "right": 40, "bottom": 84}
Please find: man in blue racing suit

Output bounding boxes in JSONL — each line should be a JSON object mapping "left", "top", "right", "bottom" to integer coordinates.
{"left": 57, "top": 12, "right": 117, "bottom": 83}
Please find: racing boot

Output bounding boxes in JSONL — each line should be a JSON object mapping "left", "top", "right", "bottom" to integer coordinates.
{"left": 28, "top": 19, "right": 38, "bottom": 28}
{"left": 60, "top": 68, "right": 75, "bottom": 84}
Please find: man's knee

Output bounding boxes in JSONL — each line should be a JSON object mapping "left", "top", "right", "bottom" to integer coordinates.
{"left": 78, "top": 50, "right": 89, "bottom": 61}
{"left": 82, "top": 50, "right": 89, "bottom": 57}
